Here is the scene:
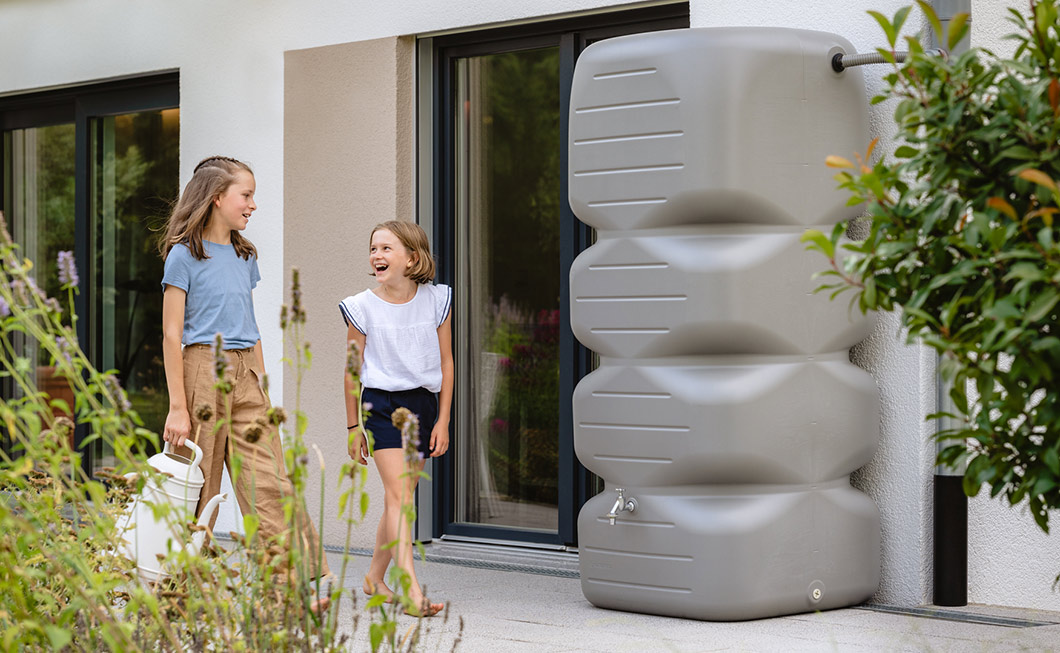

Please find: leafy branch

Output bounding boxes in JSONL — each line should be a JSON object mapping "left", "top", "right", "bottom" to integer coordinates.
{"left": 803, "top": 2, "right": 1060, "bottom": 534}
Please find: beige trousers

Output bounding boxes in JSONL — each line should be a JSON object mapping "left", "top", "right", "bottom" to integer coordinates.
{"left": 182, "top": 344, "right": 329, "bottom": 579}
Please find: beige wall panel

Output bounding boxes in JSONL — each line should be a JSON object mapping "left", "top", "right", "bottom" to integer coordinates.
{"left": 284, "top": 36, "right": 415, "bottom": 551}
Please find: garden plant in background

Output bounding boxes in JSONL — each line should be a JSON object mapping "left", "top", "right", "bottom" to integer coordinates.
{"left": 0, "top": 215, "right": 455, "bottom": 650}
{"left": 804, "top": 1, "right": 1060, "bottom": 538}
{"left": 486, "top": 307, "right": 560, "bottom": 507}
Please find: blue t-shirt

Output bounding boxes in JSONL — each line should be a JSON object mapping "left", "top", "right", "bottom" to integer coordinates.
{"left": 161, "top": 241, "right": 262, "bottom": 349}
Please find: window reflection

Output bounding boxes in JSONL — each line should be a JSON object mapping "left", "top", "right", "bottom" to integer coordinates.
{"left": 90, "top": 109, "right": 179, "bottom": 470}
{"left": 2, "top": 107, "right": 178, "bottom": 472}
{"left": 4, "top": 124, "right": 78, "bottom": 446}
{"left": 454, "top": 48, "right": 562, "bottom": 531}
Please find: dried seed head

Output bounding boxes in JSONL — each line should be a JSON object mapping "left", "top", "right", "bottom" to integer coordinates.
{"left": 116, "top": 473, "right": 140, "bottom": 489}
{"left": 391, "top": 407, "right": 414, "bottom": 430}
{"left": 54, "top": 416, "right": 74, "bottom": 438}
{"left": 290, "top": 267, "right": 306, "bottom": 324}
{"left": 243, "top": 423, "right": 264, "bottom": 444}
{"left": 194, "top": 402, "right": 214, "bottom": 423}
{"left": 267, "top": 406, "right": 288, "bottom": 426}
{"left": 213, "top": 334, "right": 227, "bottom": 380}
{"left": 395, "top": 407, "right": 422, "bottom": 462}
{"left": 346, "top": 340, "right": 362, "bottom": 376}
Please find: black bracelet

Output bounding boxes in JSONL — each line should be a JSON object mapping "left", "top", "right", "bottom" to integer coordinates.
{"left": 347, "top": 424, "right": 358, "bottom": 430}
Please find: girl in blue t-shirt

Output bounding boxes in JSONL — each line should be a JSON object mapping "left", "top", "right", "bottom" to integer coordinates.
{"left": 340, "top": 220, "right": 453, "bottom": 617}
{"left": 158, "top": 156, "right": 330, "bottom": 607}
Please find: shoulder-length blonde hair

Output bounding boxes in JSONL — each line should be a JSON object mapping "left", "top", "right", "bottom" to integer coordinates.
{"left": 370, "top": 220, "right": 436, "bottom": 284}
{"left": 159, "top": 156, "right": 257, "bottom": 261}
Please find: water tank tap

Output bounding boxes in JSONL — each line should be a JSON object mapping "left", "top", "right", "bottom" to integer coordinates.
{"left": 607, "top": 488, "right": 637, "bottom": 525}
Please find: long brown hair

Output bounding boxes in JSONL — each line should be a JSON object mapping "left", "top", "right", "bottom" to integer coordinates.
{"left": 159, "top": 156, "right": 258, "bottom": 261}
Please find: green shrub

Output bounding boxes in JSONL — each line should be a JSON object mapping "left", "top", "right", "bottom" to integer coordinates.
{"left": 804, "top": 1, "right": 1060, "bottom": 532}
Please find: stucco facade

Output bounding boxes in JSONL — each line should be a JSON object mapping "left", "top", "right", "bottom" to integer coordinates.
{"left": 2, "top": 0, "right": 1055, "bottom": 612}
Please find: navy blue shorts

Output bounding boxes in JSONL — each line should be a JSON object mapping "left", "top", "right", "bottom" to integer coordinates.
{"left": 362, "top": 387, "right": 437, "bottom": 457}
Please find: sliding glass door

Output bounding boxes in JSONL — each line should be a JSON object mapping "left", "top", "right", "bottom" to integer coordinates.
{"left": 4, "top": 124, "right": 77, "bottom": 444}
{"left": 433, "top": 6, "right": 689, "bottom": 547}
{"left": 1, "top": 76, "right": 179, "bottom": 474}
{"left": 88, "top": 109, "right": 179, "bottom": 469}
{"left": 452, "top": 46, "right": 563, "bottom": 533}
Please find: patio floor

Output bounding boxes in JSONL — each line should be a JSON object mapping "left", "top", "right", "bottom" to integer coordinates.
{"left": 319, "top": 545, "right": 1060, "bottom": 652}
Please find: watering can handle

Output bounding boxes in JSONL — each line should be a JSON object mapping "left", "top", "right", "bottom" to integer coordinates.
{"left": 163, "top": 439, "right": 204, "bottom": 470}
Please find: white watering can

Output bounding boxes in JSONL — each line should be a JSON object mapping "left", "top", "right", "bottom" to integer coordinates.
{"left": 116, "top": 440, "right": 227, "bottom": 584}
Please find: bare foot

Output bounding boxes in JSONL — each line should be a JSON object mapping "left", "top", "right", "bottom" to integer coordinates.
{"left": 363, "top": 577, "right": 395, "bottom": 603}
{"left": 406, "top": 595, "right": 444, "bottom": 618}
{"left": 310, "top": 596, "right": 331, "bottom": 616}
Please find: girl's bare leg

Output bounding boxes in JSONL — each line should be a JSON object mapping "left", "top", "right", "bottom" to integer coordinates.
{"left": 363, "top": 506, "right": 394, "bottom": 598}
{"left": 373, "top": 449, "right": 443, "bottom": 615}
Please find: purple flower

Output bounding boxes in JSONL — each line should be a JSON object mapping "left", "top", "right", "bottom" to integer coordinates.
{"left": 55, "top": 337, "right": 75, "bottom": 368}
{"left": 103, "top": 374, "right": 132, "bottom": 413}
{"left": 9, "top": 279, "right": 26, "bottom": 303}
{"left": 0, "top": 295, "right": 8, "bottom": 318}
{"left": 57, "top": 251, "right": 78, "bottom": 288}
{"left": 362, "top": 402, "right": 373, "bottom": 412}
{"left": 491, "top": 418, "right": 508, "bottom": 433}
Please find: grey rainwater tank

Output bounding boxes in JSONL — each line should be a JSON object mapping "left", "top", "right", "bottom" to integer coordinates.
{"left": 569, "top": 27, "right": 881, "bottom": 621}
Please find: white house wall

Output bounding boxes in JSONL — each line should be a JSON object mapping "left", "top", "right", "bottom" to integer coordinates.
{"left": 2, "top": 0, "right": 1056, "bottom": 612}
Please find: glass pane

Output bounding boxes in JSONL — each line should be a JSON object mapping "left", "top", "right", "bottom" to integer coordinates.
{"left": 3, "top": 124, "right": 77, "bottom": 453}
{"left": 90, "top": 109, "right": 179, "bottom": 471}
{"left": 453, "top": 47, "right": 561, "bottom": 532}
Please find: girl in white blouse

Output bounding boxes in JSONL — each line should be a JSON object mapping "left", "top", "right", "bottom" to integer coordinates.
{"left": 339, "top": 220, "right": 452, "bottom": 617}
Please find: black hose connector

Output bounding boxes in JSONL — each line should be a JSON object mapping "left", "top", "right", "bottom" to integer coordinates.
{"left": 832, "top": 48, "right": 946, "bottom": 72}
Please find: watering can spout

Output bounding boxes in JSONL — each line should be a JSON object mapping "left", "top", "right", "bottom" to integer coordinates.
{"left": 189, "top": 492, "right": 227, "bottom": 554}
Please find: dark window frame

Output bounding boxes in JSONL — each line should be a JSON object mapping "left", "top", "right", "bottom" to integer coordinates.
{"left": 431, "top": 5, "right": 689, "bottom": 547}
{"left": 0, "top": 72, "right": 179, "bottom": 476}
